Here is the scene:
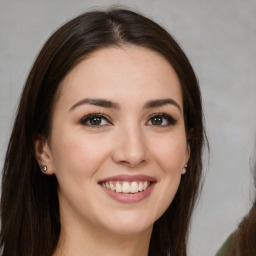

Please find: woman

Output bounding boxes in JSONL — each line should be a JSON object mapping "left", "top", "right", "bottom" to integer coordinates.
{"left": 216, "top": 161, "right": 256, "bottom": 256}
{"left": 0, "top": 8, "right": 206, "bottom": 256}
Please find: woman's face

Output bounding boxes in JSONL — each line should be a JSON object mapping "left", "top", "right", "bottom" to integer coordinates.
{"left": 39, "top": 46, "right": 189, "bottom": 236}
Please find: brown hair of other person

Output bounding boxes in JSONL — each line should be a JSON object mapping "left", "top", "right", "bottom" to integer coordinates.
{"left": 231, "top": 167, "right": 256, "bottom": 256}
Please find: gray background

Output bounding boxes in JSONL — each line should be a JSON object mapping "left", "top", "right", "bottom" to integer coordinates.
{"left": 1, "top": 0, "right": 256, "bottom": 255}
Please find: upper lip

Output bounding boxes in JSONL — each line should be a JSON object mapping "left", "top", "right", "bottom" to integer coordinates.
{"left": 98, "top": 174, "right": 157, "bottom": 183}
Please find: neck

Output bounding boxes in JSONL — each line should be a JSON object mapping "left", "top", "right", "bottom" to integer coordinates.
{"left": 53, "top": 218, "right": 152, "bottom": 256}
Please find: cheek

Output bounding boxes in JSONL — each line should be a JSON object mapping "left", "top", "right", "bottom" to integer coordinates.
{"left": 50, "top": 132, "right": 109, "bottom": 179}
{"left": 149, "top": 134, "right": 187, "bottom": 174}
{"left": 147, "top": 133, "right": 186, "bottom": 217}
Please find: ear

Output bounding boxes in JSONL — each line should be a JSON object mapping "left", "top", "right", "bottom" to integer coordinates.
{"left": 34, "top": 135, "right": 54, "bottom": 175}
{"left": 185, "top": 141, "right": 190, "bottom": 164}
{"left": 187, "top": 128, "right": 194, "bottom": 140}
{"left": 185, "top": 128, "right": 193, "bottom": 163}
{"left": 181, "top": 141, "right": 190, "bottom": 175}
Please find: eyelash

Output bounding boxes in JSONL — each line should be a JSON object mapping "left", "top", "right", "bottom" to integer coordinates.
{"left": 79, "top": 113, "right": 112, "bottom": 127}
{"left": 79, "top": 112, "right": 177, "bottom": 127}
{"left": 146, "top": 112, "right": 177, "bottom": 127}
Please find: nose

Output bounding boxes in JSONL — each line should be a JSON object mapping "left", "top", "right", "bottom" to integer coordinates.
{"left": 111, "top": 125, "right": 147, "bottom": 168}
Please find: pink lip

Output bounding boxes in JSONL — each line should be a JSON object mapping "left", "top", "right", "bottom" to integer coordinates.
{"left": 101, "top": 183, "right": 155, "bottom": 203}
{"left": 98, "top": 175, "right": 157, "bottom": 203}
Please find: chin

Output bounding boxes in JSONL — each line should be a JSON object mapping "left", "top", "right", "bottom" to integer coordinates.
{"left": 99, "top": 209, "right": 155, "bottom": 235}
{"left": 107, "top": 222, "right": 153, "bottom": 236}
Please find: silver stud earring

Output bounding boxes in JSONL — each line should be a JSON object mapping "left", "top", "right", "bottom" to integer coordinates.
{"left": 42, "top": 166, "right": 47, "bottom": 172}
{"left": 182, "top": 164, "right": 187, "bottom": 174}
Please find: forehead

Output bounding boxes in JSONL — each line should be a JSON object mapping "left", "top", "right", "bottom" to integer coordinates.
{"left": 57, "top": 46, "right": 183, "bottom": 108}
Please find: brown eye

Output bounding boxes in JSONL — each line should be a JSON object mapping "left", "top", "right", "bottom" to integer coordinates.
{"left": 146, "top": 114, "right": 177, "bottom": 126}
{"left": 80, "top": 114, "right": 111, "bottom": 127}
{"left": 90, "top": 117, "right": 102, "bottom": 125}
{"left": 151, "top": 116, "right": 163, "bottom": 125}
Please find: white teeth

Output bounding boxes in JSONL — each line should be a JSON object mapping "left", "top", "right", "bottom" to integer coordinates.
{"left": 131, "top": 181, "right": 139, "bottom": 193}
{"left": 138, "top": 182, "right": 143, "bottom": 191}
{"left": 110, "top": 182, "right": 115, "bottom": 191}
{"left": 122, "top": 182, "right": 131, "bottom": 193}
{"left": 116, "top": 182, "right": 122, "bottom": 193}
{"left": 101, "top": 181, "right": 151, "bottom": 193}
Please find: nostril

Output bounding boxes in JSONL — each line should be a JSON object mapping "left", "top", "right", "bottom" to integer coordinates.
{"left": 111, "top": 131, "right": 147, "bottom": 166}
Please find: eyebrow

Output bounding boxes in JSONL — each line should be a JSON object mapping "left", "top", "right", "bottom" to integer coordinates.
{"left": 69, "top": 98, "right": 120, "bottom": 111}
{"left": 143, "top": 98, "right": 182, "bottom": 112}
{"left": 69, "top": 98, "right": 181, "bottom": 112}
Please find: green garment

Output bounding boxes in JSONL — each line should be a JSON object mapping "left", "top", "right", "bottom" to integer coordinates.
{"left": 216, "top": 234, "right": 234, "bottom": 256}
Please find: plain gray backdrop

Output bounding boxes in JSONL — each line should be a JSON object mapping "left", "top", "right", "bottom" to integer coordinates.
{"left": 1, "top": 0, "right": 256, "bottom": 255}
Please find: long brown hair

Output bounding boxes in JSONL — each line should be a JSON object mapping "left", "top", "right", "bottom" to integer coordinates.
{"left": 231, "top": 164, "right": 256, "bottom": 255}
{"left": 0, "top": 8, "right": 206, "bottom": 256}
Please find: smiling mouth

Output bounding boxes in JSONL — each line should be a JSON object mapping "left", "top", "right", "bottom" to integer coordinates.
{"left": 101, "top": 181, "right": 151, "bottom": 194}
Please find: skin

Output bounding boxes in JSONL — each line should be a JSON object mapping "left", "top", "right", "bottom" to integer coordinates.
{"left": 35, "top": 46, "right": 190, "bottom": 256}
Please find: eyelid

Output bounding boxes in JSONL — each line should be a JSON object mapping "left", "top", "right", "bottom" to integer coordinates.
{"left": 146, "top": 112, "right": 177, "bottom": 126}
{"left": 79, "top": 113, "right": 113, "bottom": 126}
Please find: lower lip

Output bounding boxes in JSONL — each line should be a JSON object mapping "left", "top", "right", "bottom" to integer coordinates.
{"left": 100, "top": 183, "right": 155, "bottom": 203}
